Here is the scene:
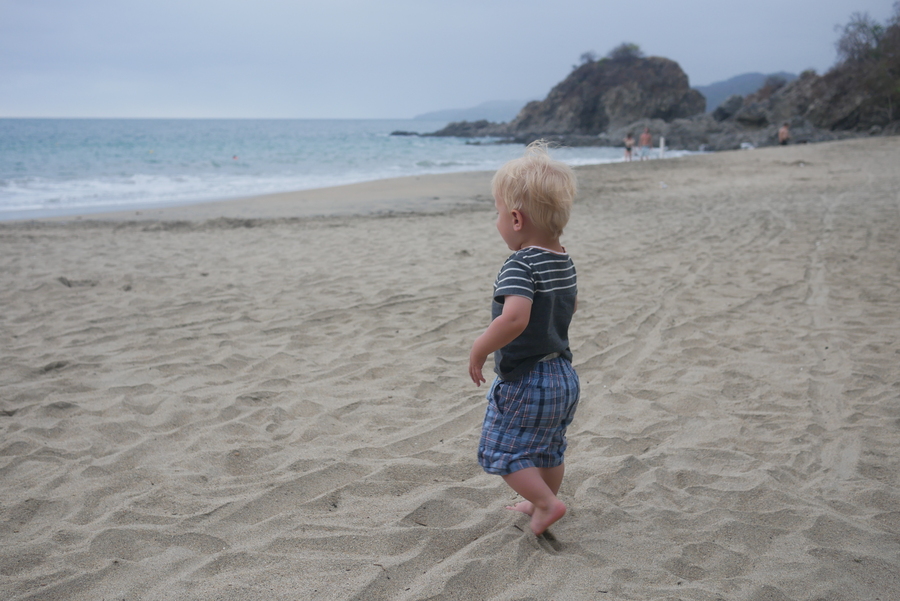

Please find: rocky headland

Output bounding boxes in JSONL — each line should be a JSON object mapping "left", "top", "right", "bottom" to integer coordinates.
{"left": 420, "top": 20, "right": 900, "bottom": 151}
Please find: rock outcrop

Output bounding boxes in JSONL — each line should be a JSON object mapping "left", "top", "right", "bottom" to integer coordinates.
{"left": 426, "top": 22, "right": 899, "bottom": 151}
{"left": 712, "top": 94, "right": 744, "bottom": 122}
{"left": 728, "top": 69, "right": 894, "bottom": 133}
{"left": 427, "top": 55, "right": 704, "bottom": 139}
{"left": 505, "top": 56, "right": 705, "bottom": 135}
{"left": 669, "top": 65, "right": 898, "bottom": 150}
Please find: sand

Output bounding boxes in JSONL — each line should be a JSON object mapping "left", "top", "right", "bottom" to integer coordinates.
{"left": 1, "top": 137, "right": 899, "bottom": 600}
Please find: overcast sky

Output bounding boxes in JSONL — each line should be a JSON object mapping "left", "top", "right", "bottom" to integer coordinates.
{"left": 1, "top": 0, "right": 896, "bottom": 119}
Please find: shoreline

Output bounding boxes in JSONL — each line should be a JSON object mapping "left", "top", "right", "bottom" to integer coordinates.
{"left": 2, "top": 147, "right": 705, "bottom": 225}
{"left": 2, "top": 135, "right": 899, "bottom": 600}
{"left": 9, "top": 135, "right": 888, "bottom": 226}
{"left": 3, "top": 170, "right": 497, "bottom": 224}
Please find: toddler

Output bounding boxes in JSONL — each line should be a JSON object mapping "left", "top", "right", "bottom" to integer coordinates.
{"left": 468, "top": 140, "right": 580, "bottom": 535}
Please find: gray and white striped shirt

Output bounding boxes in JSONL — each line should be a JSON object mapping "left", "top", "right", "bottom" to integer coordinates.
{"left": 491, "top": 246, "right": 577, "bottom": 380}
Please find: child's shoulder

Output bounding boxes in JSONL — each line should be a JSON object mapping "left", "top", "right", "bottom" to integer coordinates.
{"left": 502, "top": 247, "right": 573, "bottom": 276}
{"left": 510, "top": 246, "right": 570, "bottom": 262}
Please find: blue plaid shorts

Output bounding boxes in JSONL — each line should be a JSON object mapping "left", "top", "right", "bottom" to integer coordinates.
{"left": 478, "top": 357, "right": 580, "bottom": 475}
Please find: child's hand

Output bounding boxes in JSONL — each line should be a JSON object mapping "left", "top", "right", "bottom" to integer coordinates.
{"left": 467, "top": 296, "right": 530, "bottom": 387}
{"left": 469, "top": 350, "right": 487, "bottom": 386}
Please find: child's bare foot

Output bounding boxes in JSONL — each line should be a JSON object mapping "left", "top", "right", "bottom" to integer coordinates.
{"left": 505, "top": 501, "right": 534, "bottom": 515}
{"left": 529, "top": 499, "right": 567, "bottom": 535}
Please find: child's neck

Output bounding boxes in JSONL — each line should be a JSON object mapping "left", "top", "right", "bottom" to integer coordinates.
{"left": 516, "top": 232, "right": 564, "bottom": 253}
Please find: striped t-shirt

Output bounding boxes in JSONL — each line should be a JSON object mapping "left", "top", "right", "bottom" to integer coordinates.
{"left": 491, "top": 246, "right": 577, "bottom": 381}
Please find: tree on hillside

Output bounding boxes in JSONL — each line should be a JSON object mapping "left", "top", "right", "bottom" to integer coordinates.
{"left": 831, "top": 3, "right": 900, "bottom": 123}
{"left": 869, "top": 14, "right": 900, "bottom": 122}
{"left": 606, "top": 43, "right": 644, "bottom": 61}
{"left": 835, "top": 12, "right": 885, "bottom": 63}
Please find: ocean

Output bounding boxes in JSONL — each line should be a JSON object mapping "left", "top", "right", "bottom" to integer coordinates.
{"left": 0, "top": 118, "right": 680, "bottom": 221}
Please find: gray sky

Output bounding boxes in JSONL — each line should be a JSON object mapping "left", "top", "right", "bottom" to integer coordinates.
{"left": 1, "top": 0, "right": 895, "bottom": 119}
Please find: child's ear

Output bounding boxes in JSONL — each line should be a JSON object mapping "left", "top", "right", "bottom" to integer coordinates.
{"left": 511, "top": 209, "right": 524, "bottom": 231}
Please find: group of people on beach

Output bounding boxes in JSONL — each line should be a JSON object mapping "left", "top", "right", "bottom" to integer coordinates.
{"left": 623, "top": 127, "right": 654, "bottom": 161}
{"left": 622, "top": 122, "right": 790, "bottom": 161}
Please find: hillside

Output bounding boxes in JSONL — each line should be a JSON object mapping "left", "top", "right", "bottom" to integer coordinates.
{"left": 425, "top": 10, "right": 899, "bottom": 150}
{"left": 694, "top": 72, "right": 797, "bottom": 112}
{"left": 413, "top": 100, "right": 531, "bottom": 123}
{"left": 427, "top": 54, "right": 704, "bottom": 139}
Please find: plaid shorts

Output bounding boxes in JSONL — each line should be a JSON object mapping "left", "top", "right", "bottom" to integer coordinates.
{"left": 478, "top": 357, "right": 580, "bottom": 475}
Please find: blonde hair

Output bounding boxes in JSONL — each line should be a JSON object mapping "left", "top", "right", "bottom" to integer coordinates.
{"left": 492, "top": 140, "right": 577, "bottom": 238}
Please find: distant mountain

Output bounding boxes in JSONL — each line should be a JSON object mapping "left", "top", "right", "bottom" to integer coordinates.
{"left": 413, "top": 100, "right": 531, "bottom": 123}
{"left": 694, "top": 72, "right": 797, "bottom": 112}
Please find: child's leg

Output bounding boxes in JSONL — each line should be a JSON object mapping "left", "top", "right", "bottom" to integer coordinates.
{"left": 506, "top": 463, "right": 565, "bottom": 515}
{"left": 539, "top": 464, "right": 565, "bottom": 495}
{"left": 502, "top": 466, "right": 567, "bottom": 535}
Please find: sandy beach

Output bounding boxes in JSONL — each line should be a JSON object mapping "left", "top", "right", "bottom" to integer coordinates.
{"left": 2, "top": 136, "right": 899, "bottom": 600}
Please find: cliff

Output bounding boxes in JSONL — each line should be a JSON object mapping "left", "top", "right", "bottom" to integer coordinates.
{"left": 506, "top": 55, "right": 705, "bottom": 135}
{"left": 427, "top": 55, "right": 704, "bottom": 139}
{"left": 425, "top": 17, "right": 899, "bottom": 150}
{"left": 695, "top": 72, "right": 797, "bottom": 114}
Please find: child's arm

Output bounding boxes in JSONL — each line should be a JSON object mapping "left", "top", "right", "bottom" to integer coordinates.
{"left": 468, "top": 295, "right": 532, "bottom": 386}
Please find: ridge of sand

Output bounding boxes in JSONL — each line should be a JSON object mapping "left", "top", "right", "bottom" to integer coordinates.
{"left": 1, "top": 137, "right": 899, "bottom": 600}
